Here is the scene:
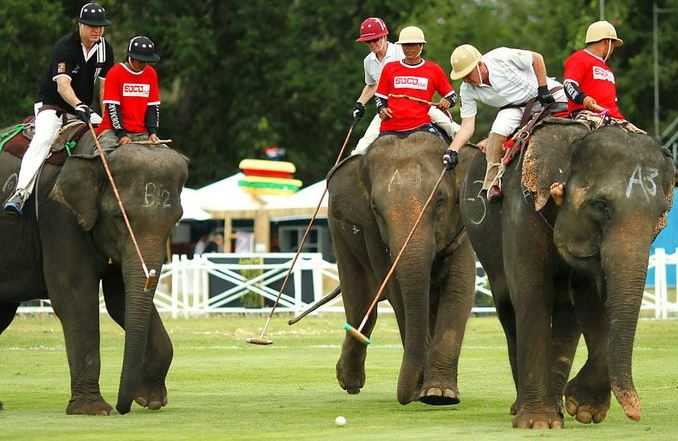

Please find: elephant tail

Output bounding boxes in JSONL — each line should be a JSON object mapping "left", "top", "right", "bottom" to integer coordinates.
{"left": 288, "top": 286, "right": 342, "bottom": 326}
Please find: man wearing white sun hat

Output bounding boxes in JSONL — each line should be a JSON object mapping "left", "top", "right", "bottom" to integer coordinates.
{"left": 443, "top": 44, "right": 566, "bottom": 201}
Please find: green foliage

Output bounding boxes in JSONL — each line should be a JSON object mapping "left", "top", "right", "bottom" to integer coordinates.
{"left": 2, "top": 1, "right": 678, "bottom": 185}
{"left": 239, "top": 256, "right": 264, "bottom": 308}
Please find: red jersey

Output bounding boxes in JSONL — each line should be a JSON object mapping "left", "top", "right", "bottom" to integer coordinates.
{"left": 375, "top": 59, "right": 454, "bottom": 132}
{"left": 99, "top": 63, "right": 160, "bottom": 133}
{"left": 563, "top": 49, "right": 623, "bottom": 119}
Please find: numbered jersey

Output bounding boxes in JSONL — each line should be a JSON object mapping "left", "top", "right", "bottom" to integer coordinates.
{"left": 375, "top": 59, "right": 454, "bottom": 132}
{"left": 99, "top": 63, "right": 160, "bottom": 133}
{"left": 563, "top": 49, "right": 623, "bottom": 119}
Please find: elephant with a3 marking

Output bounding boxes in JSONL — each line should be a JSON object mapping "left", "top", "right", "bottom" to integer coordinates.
{"left": 460, "top": 122, "right": 675, "bottom": 428}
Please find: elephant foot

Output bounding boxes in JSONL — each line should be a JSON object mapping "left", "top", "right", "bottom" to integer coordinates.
{"left": 134, "top": 382, "right": 168, "bottom": 410}
{"left": 564, "top": 373, "right": 611, "bottom": 424}
{"left": 66, "top": 394, "right": 113, "bottom": 415}
{"left": 336, "top": 356, "right": 365, "bottom": 395}
{"left": 512, "top": 405, "right": 563, "bottom": 429}
{"left": 418, "top": 384, "right": 460, "bottom": 406}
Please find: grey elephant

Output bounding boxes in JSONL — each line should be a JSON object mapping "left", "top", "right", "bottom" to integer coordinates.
{"left": 328, "top": 131, "right": 476, "bottom": 405}
{"left": 0, "top": 130, "right": 188, "bottom": 414}
{"left": 460, "top": 121, "right": 675, "bottom": 428}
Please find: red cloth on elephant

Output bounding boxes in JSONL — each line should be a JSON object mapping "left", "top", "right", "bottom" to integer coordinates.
{"left": 375, "top": 59, "right": 454, "bottom": 132}
{"left": 563, "top": 49, "right": 623, "bottom": 120}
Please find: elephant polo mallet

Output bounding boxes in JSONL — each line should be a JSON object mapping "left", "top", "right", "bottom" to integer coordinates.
{"left": 87, "top": 123, "right": 158, "bottom": 291}
{"left": 247, "top": 119, "right": 359, "bottom": 346}
{"left": 344, "top": 167, "right": 448, "bottom": 346}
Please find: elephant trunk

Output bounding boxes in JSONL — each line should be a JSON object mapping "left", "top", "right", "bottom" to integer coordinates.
{"left": 390, "top": 219, "right": 434, "bottom": 404}
{"left": 115, "top": 238, "right": 164, "bottom": 414}
{"left": 601, "top": 223, "right": 652, "bottom": 422}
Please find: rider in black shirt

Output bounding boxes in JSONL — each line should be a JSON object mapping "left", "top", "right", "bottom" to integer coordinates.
{"left": 4, "top": 3, "right": 114, "bottom": 215}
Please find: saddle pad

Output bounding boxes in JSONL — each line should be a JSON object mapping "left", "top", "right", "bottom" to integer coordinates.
{"left": 1, "top": 119, "right": 89, "bottom": 166}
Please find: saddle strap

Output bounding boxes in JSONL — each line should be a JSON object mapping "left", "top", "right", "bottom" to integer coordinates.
{"left": 0, "top": 124, "right": 26, "bottom": 153}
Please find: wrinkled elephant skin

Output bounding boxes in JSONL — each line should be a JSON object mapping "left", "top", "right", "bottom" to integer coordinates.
{"left": 328, "top": 132, "right": 476, "bottom": 405}
{"left": 0, "top": 139, "right": 188, "bottom": 415}
{"left": 461, "top": 125, "right": 675, "bottom": 428}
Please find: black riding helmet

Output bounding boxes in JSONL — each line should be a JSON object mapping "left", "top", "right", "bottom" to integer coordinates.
{"left": 128, "top": 36, "right": 160, "bottom": 63}
{"left": 78, "top": 2, "right": 111, "bottom": 27}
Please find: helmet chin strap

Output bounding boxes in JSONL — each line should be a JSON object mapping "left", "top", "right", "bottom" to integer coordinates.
{"left": 603, "top": 40, "right": 612, "bottom": 62}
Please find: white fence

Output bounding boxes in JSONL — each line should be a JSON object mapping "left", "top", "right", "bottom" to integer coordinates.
{"left": 16, "top": 250, "right": 678, "bottom": 319}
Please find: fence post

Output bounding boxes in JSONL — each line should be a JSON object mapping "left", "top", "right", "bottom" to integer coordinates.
{"left": 171, "top": 254, "right": 179, "bottom": 319}
{"left": 294, "top": 256, "right": 303, "bottom": 313}
{"left": 312, "top": 254, "right": 323, "bottom": 303}
{"left": 654, "top": 248, "right": 667, "bottom": 320}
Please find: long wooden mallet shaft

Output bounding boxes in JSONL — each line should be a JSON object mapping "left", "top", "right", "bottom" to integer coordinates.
{"left": 121, "top": 139, "right": 172, "bottom": 145}
{"left": 345, "top": 167, "right": 448, "bottom": 345}
{"left": 248, "top": 120, "right": 358, "bottom": 345}
{"left": 88, "top": 123, "right": 157, "bottom": 290}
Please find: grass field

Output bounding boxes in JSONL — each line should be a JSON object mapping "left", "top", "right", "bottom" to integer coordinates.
{"left": 1, "top": 314, "right": 677, "bottom": 441}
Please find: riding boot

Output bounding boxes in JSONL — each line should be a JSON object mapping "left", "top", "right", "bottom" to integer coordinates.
{"left": 482, "top": 133, "right": 507, "bottom": 200}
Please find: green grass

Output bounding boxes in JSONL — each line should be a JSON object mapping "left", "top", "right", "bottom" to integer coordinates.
{"left": 1, "top": 314, "right": 677, "bottom": 440}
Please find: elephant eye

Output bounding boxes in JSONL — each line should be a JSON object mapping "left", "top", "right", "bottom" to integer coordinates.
{"left": 586, "top": 198, "right": 613, "bottom": 221}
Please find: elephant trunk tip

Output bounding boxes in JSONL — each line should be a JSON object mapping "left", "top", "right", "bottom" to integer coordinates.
{"left": 116, "top": 397, "right": 133, "bottom": 415}
{"left": 612, "top": 385, "right": 641, "bottom": 421}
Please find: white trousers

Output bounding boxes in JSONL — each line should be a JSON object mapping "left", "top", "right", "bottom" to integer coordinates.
{"left": 490, "top": 79, "right": 567, "bottom": 137}
{"left": 16, "top": 109, "right": 63, "bottom": 194}
{"left": 352, "top": 107, "right": 460, "bottom": 155}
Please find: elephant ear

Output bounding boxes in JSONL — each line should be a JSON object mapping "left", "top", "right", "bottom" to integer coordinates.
{"left": 50, "top": 157, "right": 103, "bottom": 231}
{"left": 521, "top": 120, "right": 590, "bottom": 211}
{"left": 326, "top": 155, "right": 372, "bottom": 226}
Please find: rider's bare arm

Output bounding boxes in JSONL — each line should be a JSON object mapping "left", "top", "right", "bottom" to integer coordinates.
{"left": 449, "top": 115, "right": 475, "bottom": 152}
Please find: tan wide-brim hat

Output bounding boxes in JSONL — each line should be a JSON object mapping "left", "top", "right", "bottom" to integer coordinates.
{"left": 449, "top": 44, "right": 482, "bottom": 80}
{"left": 585, "top": 20, "right": 623, "bottom": 47}
{"left": 396, "top": 26, "right": 426, "bottom": 44}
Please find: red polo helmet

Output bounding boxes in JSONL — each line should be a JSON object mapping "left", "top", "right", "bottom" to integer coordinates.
{"left": 356, "top": 18, "right": 388, "bottom": 42}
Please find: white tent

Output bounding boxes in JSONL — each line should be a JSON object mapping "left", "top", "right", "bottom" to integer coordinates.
{"left": 265, "top": 179, "right": 327, "bottom": 212}
{"left": 180, "top": 188, "right": 211, "bottom": 221}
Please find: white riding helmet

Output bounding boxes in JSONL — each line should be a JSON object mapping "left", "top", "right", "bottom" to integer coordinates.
{"left": 396, "top": 26, "right": 426, "bottom": 44}
{"left": 585, "top": 20, "right": 623, "bottom": 47}
{"left": 449, "top": 44, "right": 482, "bottom": 80}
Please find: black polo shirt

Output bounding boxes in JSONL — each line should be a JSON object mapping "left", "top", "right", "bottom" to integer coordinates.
{"left": 38, "top": 31, "right": 114, "bottom": 113}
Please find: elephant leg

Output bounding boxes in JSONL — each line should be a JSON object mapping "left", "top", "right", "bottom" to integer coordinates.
{"left": 564, "top": 273, "right": 611, "bottom": 424}
{"left": 505, "top": 223, "right": 562, "bottom": 428}
{"left": 47, "top": 274, "right": 112, "bottom": 415}
{"left": 492, "top": 280, "right": 520, "bottom": 414}
{"left": 420, "top": 239, "right": 475, "bottom": 405}
{"left": 548, "top": 282, "right": 580, "bottom": 414}
{"left": 0, "top": 302, "right": 19, "bottom": 334}
{"left": 102, "top": 265, "right": 171, "bottom": 410}
{"left": 335, "top": 237, "right": 377, "bottom": 395}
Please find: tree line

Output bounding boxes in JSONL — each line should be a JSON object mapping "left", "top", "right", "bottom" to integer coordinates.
{"left": 1, "top": 0, "right": 677, "bottom": 187}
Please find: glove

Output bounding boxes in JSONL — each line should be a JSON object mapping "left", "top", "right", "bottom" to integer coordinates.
{"left": 537, "top": 86, "right": 555, "bottom": 106}
{"left": 442, "top": 149, "right": 458, "bottom": 171}
{"left": 352, "top": 102, "right": 365, "bottom": 120}
{"left": 74, "top": 103, "right": 93, "bottom": 123}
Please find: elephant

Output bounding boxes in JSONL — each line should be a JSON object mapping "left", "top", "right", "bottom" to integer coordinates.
{"left": 460, "top": 121, "right": 675, "bottom": 428}
{"left": 0, "top": 129, "right": 188, "bottom": 415}
{"left": 327, "top": 130, "right": 476, "bottom": 405}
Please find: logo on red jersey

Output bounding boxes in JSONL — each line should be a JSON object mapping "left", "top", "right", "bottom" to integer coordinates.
{"left": 394, "top": 76, "right": 429, "bottom": 90}
{"left": 592, "top": 66, "right": 615, "bottom": 83}
{"left": 123, "top": 83, "right": 151, "bottom": 97}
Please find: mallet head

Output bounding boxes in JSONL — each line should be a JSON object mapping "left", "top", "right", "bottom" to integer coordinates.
{"left": 343, "top": 322, "right": 371, "bottom": 346}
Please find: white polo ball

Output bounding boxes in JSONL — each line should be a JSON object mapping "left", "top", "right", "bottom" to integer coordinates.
{"left": 335, "top": 415, "right": 347, "bottom": 426}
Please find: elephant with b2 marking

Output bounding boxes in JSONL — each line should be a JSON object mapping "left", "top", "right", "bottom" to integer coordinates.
{"left": 328, "top": 131, "right": 476, "bottom": 405}
{"left": 0, "top": 129, "right": 188, "bottom": 415}
{"left": 460, "top": 122, "right": 675, "bottom": 428}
